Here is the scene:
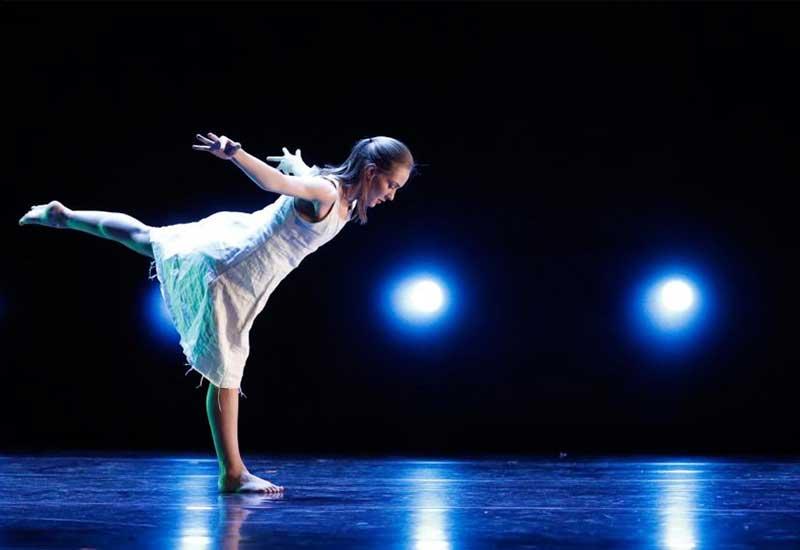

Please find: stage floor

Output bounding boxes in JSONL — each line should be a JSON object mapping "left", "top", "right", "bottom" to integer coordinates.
{"left": 1, "top": 455, "right": 798, "bottom": 548}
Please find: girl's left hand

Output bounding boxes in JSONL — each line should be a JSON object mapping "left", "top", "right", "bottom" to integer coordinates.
{"left": 266, "top": 147, "right": 313, "bottom": 176}
{"left": 193, "top": 132, "right": 241, "bottom": 160}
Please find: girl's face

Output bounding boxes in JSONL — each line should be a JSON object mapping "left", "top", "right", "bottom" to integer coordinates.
{"left": 364, "top": 163, "right": 411, "bottom": 208}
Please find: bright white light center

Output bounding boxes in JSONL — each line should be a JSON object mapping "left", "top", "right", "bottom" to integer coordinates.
{"left": 659, "top": 280, "right": 695, "bottom": 313}
{"left": 407, "top": 280, "right": 444, "bottom": 313}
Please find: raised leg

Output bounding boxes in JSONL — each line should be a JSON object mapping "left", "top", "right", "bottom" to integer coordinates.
{"left": 206, "top": 383, "right": 284, "bottom": 494}
{"left": 19, "top": 200, "right": 154, "bottom": 259}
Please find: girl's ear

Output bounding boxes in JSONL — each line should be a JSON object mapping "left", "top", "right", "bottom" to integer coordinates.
{"left": 362, "top": 163, "right": 376, "bottom": 182}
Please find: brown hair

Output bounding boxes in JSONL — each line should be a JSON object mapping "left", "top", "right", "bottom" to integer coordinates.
{"left": 313, "top": 136, "right": 415, "bottom": 225}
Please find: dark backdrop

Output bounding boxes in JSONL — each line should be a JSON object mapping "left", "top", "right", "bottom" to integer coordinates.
{"left": 4, "top": 3, "right": 798, "bottom": 455}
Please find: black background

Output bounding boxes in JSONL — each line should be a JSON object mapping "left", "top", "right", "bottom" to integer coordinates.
{"left": 4, "top": 3, "right": 799, "bottom": 456}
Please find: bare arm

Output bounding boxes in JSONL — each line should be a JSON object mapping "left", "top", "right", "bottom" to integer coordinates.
{"left": 231, "top": 149, "right": 334, "bottom": 202}
{"left": 193, "top": 132, "right": 334, "bottom": 203}
{"left": 230, "top": 148, "right": 290, "bottom": 194}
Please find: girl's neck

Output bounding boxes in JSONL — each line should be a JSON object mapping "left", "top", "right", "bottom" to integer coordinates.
{"left": 339, "top": 180, "right": 357, "bottom": 205}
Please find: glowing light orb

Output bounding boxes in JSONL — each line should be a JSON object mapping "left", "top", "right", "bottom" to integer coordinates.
{"left": 380, "top": 261, "right": 464, "bottom": 342}
{"left": 627, "top": 262, "right": 717, "bottom": 357}
{"left": 641, "top": 274, "right": 703, "bottom": 333}
{"left": 389, "top": 274, "right": 450, "bottom": 326}
{"left": 405, "top": 279, "right": 445, "bottom": 314}
{"left": 659, "top": 279, "right": 695, "bottom": 313}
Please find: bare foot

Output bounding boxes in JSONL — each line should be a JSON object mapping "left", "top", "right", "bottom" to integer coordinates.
{"left": 18, "top": 200, "right": 71, "bottom": 228}
{"left": 219, "top": 470, "right": 285, "bottom": 494}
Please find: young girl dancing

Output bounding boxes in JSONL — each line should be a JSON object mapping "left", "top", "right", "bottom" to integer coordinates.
{"left": 18, "top": 133, "right": 415, "bottom": 493}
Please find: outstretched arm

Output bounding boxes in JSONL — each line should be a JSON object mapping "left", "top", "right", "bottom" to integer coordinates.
{"left": 231, "top": 148, "right": 291, "bottom": 194}
{"left": 193, "top": 132, "right": 334, "bottom": 202}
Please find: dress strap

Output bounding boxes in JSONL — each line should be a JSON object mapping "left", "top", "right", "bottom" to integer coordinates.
{"left": 320, "top": 174, "right": 339, "bottom": 190}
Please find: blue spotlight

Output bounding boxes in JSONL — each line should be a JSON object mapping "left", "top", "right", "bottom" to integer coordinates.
{"left": 646, "top": 277, "right": 698, "bottom": 330}
{"left": 145, "top": 284, "right": 180, "bottom": 344}
{"left": 627, "top": 263, "right": 716, "bottom": 356}
{"left": 379, "top": 261, "right": 462, "bottom": 342}
{"left": 392, "top": 275, "right": 448, "bottom": 323}
{"left": 396, "top": 277, "right": 446, "bottom": 317}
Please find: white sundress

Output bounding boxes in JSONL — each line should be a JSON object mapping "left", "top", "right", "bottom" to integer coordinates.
{"left": 148, "top": 175, "right": 355, "bottom": 394}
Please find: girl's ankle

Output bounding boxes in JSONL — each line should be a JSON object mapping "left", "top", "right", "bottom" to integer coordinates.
{"left": 221, "top": 465, "right": 247, "bottom": 478}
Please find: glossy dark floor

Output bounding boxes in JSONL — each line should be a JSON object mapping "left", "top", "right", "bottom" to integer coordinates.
{"left": 1, "top": 455, "right": 799, "bottom": 549}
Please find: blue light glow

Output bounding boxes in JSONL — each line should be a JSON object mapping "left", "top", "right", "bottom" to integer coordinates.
{"left": 626, "top": 262, "right": 716, "bottom": 356}
{"left": 145, "top": 284, "right": 180, "bottom": 344}
{"left": 646, "top": 277, "right": 699, "bottom": 330}
{"left": 380, "top": 262, "right": 462, "bottom": 340}
{"left": 394, "top": 277, "right": 446, "bottom": 319}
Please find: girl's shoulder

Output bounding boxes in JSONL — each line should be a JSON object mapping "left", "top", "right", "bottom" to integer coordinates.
{"left": 318, "top": 174, "right": 340, "bottom": 188}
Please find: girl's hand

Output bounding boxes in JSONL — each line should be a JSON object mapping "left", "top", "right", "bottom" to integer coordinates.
{"left": 266, "top": 147, "right": 313, "bottom": 176}
{"left": 192, "top": 132, "right": 241, "bottom": 160}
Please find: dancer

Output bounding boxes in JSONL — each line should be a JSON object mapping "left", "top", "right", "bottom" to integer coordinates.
{"left": 18, "top": 133, "right": 415, "bottom": 493}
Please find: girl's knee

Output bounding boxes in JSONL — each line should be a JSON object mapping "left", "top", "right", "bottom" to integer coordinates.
{"left": 131, "top": 229, "right": 154, "bottom": 258}
{"left": 131, "top": 227, "right": 152, "bottom": 246}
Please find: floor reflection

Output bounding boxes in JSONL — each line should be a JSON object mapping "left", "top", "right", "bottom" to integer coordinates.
{"left": 406, "top": 463, "right": 458, "bottom": 550}
{"left": 176, "top": 467, "right": 214, "bottom": 549}
{"left": 172, "top": 462, "right": 283, "bottom": 549}
{"left": 1, "top": 455, "right": 797, "bottom": 549}
{"left": 653, "top": 463, "right": 706, "bottom": 550}
{"left": 217, "top": 493, "right": 283, "bottom": 550}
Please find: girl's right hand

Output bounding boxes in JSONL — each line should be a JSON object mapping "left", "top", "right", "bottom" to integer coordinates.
{"left": 192, "top": 132, "right": 241, "bottom": 160}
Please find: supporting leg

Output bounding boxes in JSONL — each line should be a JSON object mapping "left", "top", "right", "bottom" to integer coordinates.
{"left": 205, "top": 383, "right": 284, "bottom": 494}
{"left": 206, "top": 384, "right": 246, "bottom": 477}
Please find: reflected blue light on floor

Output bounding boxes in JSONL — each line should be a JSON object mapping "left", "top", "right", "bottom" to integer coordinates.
{"left": 178, "top": 473, "right": 214, "bottom": 550}
{"left": 3, "top": 455, "right": 800, "bottom": 548}
{"left": 405, "top": 464, "right": 455, "bottom": 550}
{"left": 654, "top": 464, "right": 703, "bottom": 549}
{"left": 145, "top": 284, "right": 179, "bottom": 344}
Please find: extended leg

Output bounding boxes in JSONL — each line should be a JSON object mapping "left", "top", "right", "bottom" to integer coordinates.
{"left": 19, "top": 200, "right": 154, "bottom": 258}
{"left": 206, "top": 383, "right": 284, "bottom": 494}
